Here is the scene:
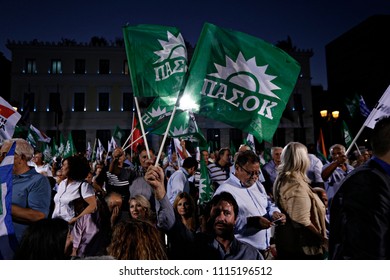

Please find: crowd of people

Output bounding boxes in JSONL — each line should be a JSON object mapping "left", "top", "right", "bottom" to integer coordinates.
{"left": 1, "top": 115, "right": 389, "bottom": 260}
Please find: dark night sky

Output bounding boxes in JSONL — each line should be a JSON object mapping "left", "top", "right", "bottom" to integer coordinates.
{"left": 1, "top": 0, "right": 389, "bottom": 90}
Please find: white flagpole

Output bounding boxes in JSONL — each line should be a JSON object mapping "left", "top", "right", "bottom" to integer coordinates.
{"left": 122, "top": 127, "right": 136, "bottom": 149}
{"left": 134, "top": 97, "right": 151, "bottom": 159}
{"left": 155, "top": 105, "right": 178, "bottom": 166}
{"left": 123, "top": 131, "right": 150, "bottom": 151}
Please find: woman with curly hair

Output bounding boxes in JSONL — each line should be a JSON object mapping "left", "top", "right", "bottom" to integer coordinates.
{"left": 52, "top": 154, "right": 97, "bottom": 224}
{"left": 273, "top": 142, "right": 327, "bottom": 259}
{"left": 107, "top": 219, "right": 167, "bottom": 260}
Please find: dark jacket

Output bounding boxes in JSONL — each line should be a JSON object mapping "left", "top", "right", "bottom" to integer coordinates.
{"left": 329, "top": 159, "right": 390, "bottom": 259}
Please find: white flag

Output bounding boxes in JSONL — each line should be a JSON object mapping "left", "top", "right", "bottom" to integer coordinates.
{"left": 364, "top": 85, "right": 390, "bottom": 129}
{"left": 29, "top": 124, "right": 51, "bottom": 143}
{"left": 0, "top": 97, "right": 21, "bottom": 141}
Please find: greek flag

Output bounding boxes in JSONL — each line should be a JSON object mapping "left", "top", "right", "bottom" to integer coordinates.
{"left": 0, "top": 142, "right": 18, "bottom": 259}
{"left": 359, "top": 95, "right": 371, "bottom": 118}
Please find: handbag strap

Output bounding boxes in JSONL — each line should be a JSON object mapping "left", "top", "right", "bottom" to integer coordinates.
{"left": 77, "top": 181, "right": 85, "bottom": 198}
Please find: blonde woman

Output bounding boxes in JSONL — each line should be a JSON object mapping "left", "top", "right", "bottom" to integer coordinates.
{"left": 273, "top": 142, "right": 327, "bottom": 259}
{"left": 129, "top": 194, "right": 153, "bottom": 221}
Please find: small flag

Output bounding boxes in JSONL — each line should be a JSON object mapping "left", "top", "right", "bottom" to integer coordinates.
{"left": 359, "top": 95, "right": 371, "bottom": 118}
{"left": 131, "top": 116, "right": 144, "bottom": 152}
{"left": 63, "top": 133, "right": 77, "bottom": 159}
{"left": 244, "top": 133, "right": 256, "bottom": 152}
{"left": 317, "top": 128, "right": 328, "bottom": 163}
{"left": 0, "top": 97, "right": 21, "bottom": 141}
{"left": 198, "top": 151, "right": 213, "bottom": 206}
{"left": 112, "top": 126, "right": 124, "bottom": 144}
{"left": 29, "top": 124, "right": 51, "bottom": 143}
{"left": 0, "top": 142, "right": 18, "bottom": 259}
{"left": 363, "top": 85, "right": 390, "bottom": 129}
{"left": 58, "top": 133, "right": 66, "bottom": 157}
{"left": 345, "top": 94, "right": 360, "bottom": 118}
{"left": 342, "top": 121, "right": 353, "bottom": 148}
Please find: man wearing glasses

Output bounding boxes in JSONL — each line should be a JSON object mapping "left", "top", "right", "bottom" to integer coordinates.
{"left": 213, "top": 150, "right": 285, "bottom": 258}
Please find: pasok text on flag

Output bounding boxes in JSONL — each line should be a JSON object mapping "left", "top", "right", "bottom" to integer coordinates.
{"left": 201, "top": 78, "right": 278, "bottom": 120}
{"left": 154, "top": 58, "right": 187, "bottom": 81}
{"left": 0, "top": 116, "right": 7, "bottom": 131}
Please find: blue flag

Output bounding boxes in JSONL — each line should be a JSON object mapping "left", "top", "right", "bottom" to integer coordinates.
{"left": 359, "top": 95, "right": 371, "bottom": 118}
{"left": 0, "top": 142, "right": 18, "bottom": 259}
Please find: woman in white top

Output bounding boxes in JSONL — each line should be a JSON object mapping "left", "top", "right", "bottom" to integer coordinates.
{"left": 52, "top": 155, "right": 97, "bottom": 224}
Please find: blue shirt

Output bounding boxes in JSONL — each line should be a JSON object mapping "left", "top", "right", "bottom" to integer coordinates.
{"left": 166, "top": 167, "right": 190, "bottom": 205}
{"left": 12, "top": 168, "right": 51, "bottom": 242}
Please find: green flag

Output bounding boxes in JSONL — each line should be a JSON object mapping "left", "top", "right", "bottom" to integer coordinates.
{"left": 244, "top": 133, "right": 256, "bottom": 152}
{"left": 42, "top": 142, "right": 52, "bottom": 163}
{"left": 123, "top": 24, "right": 188, "bottom": 98}
{"left": 198, "top": 152, "right": 213, "bottom": 206}
{"left": 182, "top": 23, "right": 301, "bottom": 143}
{"left": 63, "top": 132, "right": 77, "bottom": 159}
{"left": 142, "top": 96, "right": 177, "bottom": 130}
{"left": 52, "top": 141, "right": 59, "bottom": 158}
{"left": 26, "top": 129, "right": 37, "bottom": 148}
{"left": 112, "top": 125, "right": 124, "bottom": 143}
{"left": 343, "top": 121, "right": 353, "bottom": 148}
{"left": 58, "top": 133, "right": 66, "bottom": 157}
{"left": 345, "top": 94, "right": 360, "bottom": 118}
{"left": 151, "top": 110, "right": 207, "bottom": 145}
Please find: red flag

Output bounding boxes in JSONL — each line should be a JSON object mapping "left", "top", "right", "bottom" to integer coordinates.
{"left": 0, "top": 97, "right": 21, "bottom": 141}
{"left": 131, "top": 116, "right": 144, "bottom": 152}
{"left": 317, "top": 128, "right": 327, "bottom": 159}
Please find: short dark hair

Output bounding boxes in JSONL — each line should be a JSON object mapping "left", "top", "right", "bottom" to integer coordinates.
{"left": 235, "top": 150, "right": 259, "bottom": 167}
{"left": 371, "top": 116, "right": 390, "bottom": 157}
{"left": 210, "top": 192, "right": 239, "bottom": 218}
{"left": 182, "top": 157, "right": 198, "bottom": 169}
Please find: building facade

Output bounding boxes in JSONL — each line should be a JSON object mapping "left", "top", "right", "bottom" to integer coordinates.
{"left": 7, "top": 37, "right": 315, "bottom": 154}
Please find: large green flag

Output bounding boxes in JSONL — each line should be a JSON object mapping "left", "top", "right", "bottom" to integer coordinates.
{"left": 123, "top": 24, "right": 188, "bottom": 98}
{"left": 182, "top": 23, "right": 301, "bottom": 143}
{"left": 63, "top": 132, "right": 77, "bottom": 159}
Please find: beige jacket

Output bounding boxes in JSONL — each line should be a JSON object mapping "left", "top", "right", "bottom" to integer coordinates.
{"left": 277, "top": 177, "right": 327, "bottom": 255}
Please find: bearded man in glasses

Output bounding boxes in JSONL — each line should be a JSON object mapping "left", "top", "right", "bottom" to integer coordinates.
{"left": 213, "top": 150, "right": 285, "bottom": 259}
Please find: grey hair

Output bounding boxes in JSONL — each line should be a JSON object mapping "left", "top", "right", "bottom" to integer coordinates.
{"left": 3, "top": 138, "right": 34, "bottom": 161}
{"left": 329, "top": 144, "right": 346, "bottom": 154}
{"left": 271, "top": 146, "right": 283, "bottom": 154}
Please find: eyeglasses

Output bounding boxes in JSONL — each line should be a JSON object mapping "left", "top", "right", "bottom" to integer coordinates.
{"left": 238, "top": 164, "right": 260, "bottom": 178}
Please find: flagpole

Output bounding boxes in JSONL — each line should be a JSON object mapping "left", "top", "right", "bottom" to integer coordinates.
{"left": 154, "top": 105, "right": 178, "bottom": 167}
{"left": 123, "top": 131, "right": 150, "bottom": 152}
{"left": 91, "top": 138, "right": 97, "bottom": 163}
{"left": 345, "top": 93, "right": 382, "bottom": 155}
{"left": 134, "top": 97, "right": 151, "bottom": 159}
{"left": 122, "top": 127, "right": 136, "bottom": 149}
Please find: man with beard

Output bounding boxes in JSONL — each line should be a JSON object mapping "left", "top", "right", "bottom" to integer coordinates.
{"left": 197, "top": 192, "right": 263, "bottom": 260}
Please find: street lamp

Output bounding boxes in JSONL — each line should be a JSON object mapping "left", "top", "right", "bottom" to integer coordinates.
{"left": 320, "top": 110, "right": 339, "bottom": 121}
{"left": 320, "top": 109, "right": 340, "bottom": 148}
